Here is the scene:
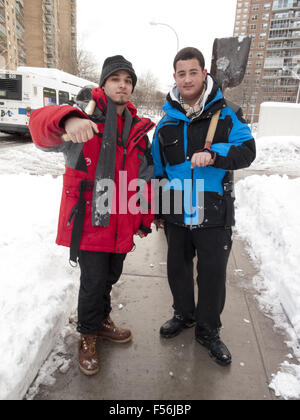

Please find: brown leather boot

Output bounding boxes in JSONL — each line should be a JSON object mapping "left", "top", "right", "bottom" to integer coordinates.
{"left": 78, "top": 334, "right": 99, "bottom": 376}
{"left": 97, "top": 316, "right": 132, "bottom": 343}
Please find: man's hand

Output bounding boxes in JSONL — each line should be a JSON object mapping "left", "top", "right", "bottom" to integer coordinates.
{"left": 64, "top": 117, "right": 99, "bottom": 143}
{"left": 191, "top": 151, "right": 213, "bottom": 169}
{"left": 153, "top": 219, "right": 164, "bottom": 230}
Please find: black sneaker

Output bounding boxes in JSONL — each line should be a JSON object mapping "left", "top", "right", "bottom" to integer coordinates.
{"left": 160, "top": 315, "right": 196, "bottom": 338}
{"left": 195, "top": 325, "right": 232, "bottom": 366}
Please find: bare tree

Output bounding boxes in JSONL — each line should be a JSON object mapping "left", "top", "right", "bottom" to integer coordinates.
{"left": 132, "top": 71, "right": 165, "bottom": 115}
{"left": 77, "top": 47, "right": 100, "bottom": 84}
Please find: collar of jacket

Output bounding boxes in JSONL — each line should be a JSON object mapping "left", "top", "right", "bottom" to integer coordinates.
{"left": 91, "top": 87, "right": 138, "bottom": 119}
{"left": 90, "top": 87, "right": 155, "bottom": 148}
{"left": 163, "top": 74, "right": 224, "bottom": 122}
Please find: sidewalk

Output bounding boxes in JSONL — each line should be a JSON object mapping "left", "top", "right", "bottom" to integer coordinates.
{"left": 30, "top": 227, "right": 291, "bottom": 400}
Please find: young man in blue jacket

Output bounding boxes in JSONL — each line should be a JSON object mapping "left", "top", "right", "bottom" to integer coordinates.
{"left": 152, "top": 47, "right": 256, "bottom": 366}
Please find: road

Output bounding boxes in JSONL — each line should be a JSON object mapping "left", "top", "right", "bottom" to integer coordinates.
{"left": 0, "top": 133, "right": 31, "bottom": 150}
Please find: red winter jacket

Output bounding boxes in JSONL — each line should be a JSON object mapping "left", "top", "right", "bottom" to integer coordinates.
{"left": 29, "top": 88, "right": 155, "bottom": 254}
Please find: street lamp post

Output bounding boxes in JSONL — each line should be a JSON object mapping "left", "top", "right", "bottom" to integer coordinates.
{"left": 149, "top": 21, "right": 179, "bottom": 52}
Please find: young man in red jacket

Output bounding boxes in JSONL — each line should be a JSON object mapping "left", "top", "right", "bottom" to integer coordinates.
{"left": 29, "top": 56, "right": 155, "bottom": 376}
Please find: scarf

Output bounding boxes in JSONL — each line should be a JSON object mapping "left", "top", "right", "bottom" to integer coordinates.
{"left": 179, "top": 81, "right": 207, "bottom": 120}
{"left": 92, "top": 97, "right": 132, "bottom": 227}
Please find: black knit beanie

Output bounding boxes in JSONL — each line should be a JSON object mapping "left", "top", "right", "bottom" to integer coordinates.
{"left": 100, "top": 55, "right": 137, "bottom": 91}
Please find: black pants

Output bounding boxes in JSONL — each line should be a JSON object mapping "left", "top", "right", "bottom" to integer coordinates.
{"left": 164, "top": 222, "right": 232, "bottom": 330}
{"left": 77, "top": 250, "right": 127, "bottom": 335}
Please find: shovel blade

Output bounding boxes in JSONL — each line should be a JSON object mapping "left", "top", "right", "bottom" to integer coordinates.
{"left": 210, "top": 36, "right": 252, "bottom": 91}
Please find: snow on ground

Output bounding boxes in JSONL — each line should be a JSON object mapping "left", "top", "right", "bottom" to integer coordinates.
{"left": 235, "top": 135, "right": 300, "bottom": 400}
{"left": 0, "top": 172, "right": 79, "bottom": 400}
{"left": 0, "top": 142, "right": 65, "bottom": 177}
{"left": 1, "top": 130, "right": 300, "bottom": 399}
{"left": 248, "top": 135, "right": 300, "bottom": 175}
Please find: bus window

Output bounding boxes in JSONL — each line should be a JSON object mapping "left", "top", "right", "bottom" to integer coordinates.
{"left": 59, "top": 90, "right": 69, "bottom": 105}
{"left": 0, "top": 75, "right": 22, "bottom": 100}
{"left": 43, "top": 87, "right": 57, "bottom": 106}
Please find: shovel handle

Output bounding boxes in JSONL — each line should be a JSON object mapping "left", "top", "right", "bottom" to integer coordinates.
{"left": 61, "top": 99, "right": 97, "bottom": 142}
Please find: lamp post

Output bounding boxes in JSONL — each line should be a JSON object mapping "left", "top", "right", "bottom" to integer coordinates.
{"left": 149, "top": 21, "right": 179, "bottom": 52}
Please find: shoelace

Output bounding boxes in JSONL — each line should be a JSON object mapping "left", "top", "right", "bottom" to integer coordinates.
{"left": 82, "top": 336, "right": 97, "bottom": 354}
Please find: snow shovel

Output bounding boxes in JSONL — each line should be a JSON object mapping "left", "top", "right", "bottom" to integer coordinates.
{"left": 61, "top": 85, "right": 96, "bottom": 142}
{"left": 210, "top": 36, "right": 252, "bottom": 91}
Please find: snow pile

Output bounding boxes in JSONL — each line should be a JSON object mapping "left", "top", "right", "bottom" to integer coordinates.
{"left": 0, "top": 143, "right": 65, "bottom": 176}
{"left": 25, "top": 323, "right": 74, "bottom": 400}
{"left": 235, "top": 174, "right": 300, "bottom": 399}
{"left": 251, "top": 136, "right": 300, "bottom": 172}
{"left": 235, "top": 174, "right": 300, "bottom": 335}
{"left": 0, "top": 174, "right": 79, "bottom": 400}
{"left": 269, "top": 362, "right": 300, "bottom": 400}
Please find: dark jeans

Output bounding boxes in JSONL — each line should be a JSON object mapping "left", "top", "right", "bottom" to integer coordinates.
{"left": 164, "top": 222, "right": 232, "bottom": 330}
{"left": 77, "top": 250, "right": 126, "bottom": 335}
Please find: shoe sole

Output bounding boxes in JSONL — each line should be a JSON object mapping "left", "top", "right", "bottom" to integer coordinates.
{"left": 160, "top": 322, "right": 196, "bottom": 339}
{"left": 196, "top": 337, "right": 232, "bottom": 366}
{"left": 79, "top": 365, "right": 100, "bottom": 376}
{"left": 98, "top": 333, "right": 132, "bottom": 344}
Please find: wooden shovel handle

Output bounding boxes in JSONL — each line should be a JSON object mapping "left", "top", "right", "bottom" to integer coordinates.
{"left": 61, "top": 99, "right": 97, "bottom": 142}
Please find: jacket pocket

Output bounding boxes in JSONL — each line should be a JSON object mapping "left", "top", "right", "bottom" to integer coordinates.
{"left": 159, "top": 135, "right": 185, "bottom": 166}
{"left": 158, "top": 124, "right": 185, "bottom": 166}
{"left": 202, "top": 192, "right": 227, "bottom": 227}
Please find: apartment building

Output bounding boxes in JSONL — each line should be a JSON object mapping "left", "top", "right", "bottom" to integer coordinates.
{"left": 0, "top": 0, "right": 25, "bottom": 69}
{"left": 0, "top": 0, "right": 77, "bottom": 74}
{"left": 229, "top": 0, "right": 300, "bottom": 122}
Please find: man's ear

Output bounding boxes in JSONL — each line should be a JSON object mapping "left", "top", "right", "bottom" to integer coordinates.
{"left": 203, "top": 69, "right": 208, "bottom": 79}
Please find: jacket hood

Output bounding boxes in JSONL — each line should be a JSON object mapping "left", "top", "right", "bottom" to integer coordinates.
{"left": 92, "top": 87, "right": 138, "bottom": 119}
{"left": 163, "top": 74, "right": 224, "bottom": 121}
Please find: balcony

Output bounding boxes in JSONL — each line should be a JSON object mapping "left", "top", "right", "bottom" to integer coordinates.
{"left": 273, "top": 0, "right": 300, "bottom": 11}
{"left": 267, "top": 40, "right": 300, "bottom": 49}
{"left": 264, "top": 57, "right": 285, "bottom": 68}
{"left": 269, "top": 30, "right": 300, "bottom": 39}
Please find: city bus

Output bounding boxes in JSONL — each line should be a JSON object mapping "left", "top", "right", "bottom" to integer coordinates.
{"left": 0, "top": 67, "right": 97, "bottom": 136}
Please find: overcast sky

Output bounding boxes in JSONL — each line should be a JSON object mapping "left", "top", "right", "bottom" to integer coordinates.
{"left": 77, "top": 0, "right": 237, "bottom": 92}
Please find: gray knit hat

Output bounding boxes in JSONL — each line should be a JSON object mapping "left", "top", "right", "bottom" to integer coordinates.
{"left": 100, "top": 55, "right": 137, "bottom": 91}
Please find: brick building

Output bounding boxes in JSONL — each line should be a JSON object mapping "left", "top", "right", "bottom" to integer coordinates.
{"left": 227, "top": 0, "right": 300, "bottom": 123}
{"left": 0, "top": 0, "right": 77, "bottom": 74}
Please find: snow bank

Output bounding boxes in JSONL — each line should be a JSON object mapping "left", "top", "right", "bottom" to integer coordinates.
{"left": 235, "top": 174, "right": 300, "bottom": 399}
{"left": 236, "top": 174, "right": 300, "bottom": 336}
{"left": 0, "top": 174, "right": 79, "bottom": 400}
{"left": 251, "top": 135, "right": 300, "bottom": 172}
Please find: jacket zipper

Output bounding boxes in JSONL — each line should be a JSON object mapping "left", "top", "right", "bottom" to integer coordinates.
{"left": 185, "top": 121, "right": 194, "bottom": 227}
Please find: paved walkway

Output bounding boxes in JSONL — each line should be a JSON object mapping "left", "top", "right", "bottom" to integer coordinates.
{"left": 31, "top": 225, "right": 292, "bottom": 400}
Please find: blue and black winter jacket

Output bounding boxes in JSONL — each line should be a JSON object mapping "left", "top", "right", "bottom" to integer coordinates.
{"left": 151, "top": 75, "right": 256, "bottom": 228}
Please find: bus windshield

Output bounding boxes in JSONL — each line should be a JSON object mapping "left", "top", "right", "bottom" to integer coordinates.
{"left": 0, "top": 74, "right": 22, "bottom": 100}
